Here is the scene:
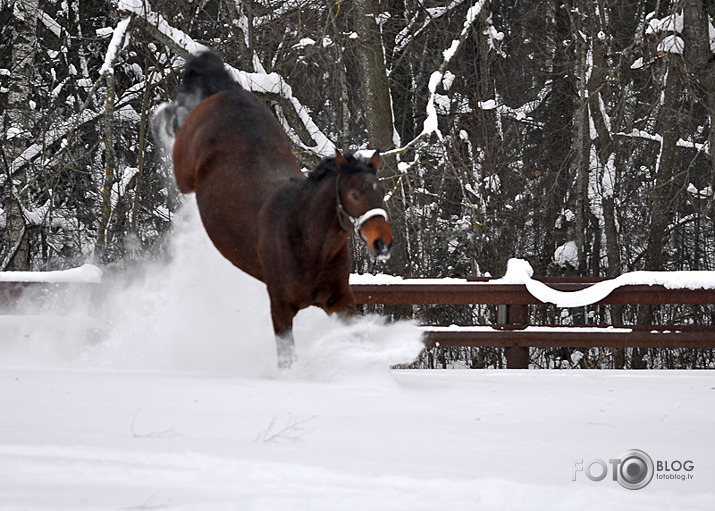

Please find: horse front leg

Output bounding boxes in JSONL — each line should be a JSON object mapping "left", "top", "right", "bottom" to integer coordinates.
{"left": 270, "top": 299, "right": 297, "bottom": 369}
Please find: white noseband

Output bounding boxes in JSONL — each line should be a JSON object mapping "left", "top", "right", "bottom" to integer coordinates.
{"left": 355, "top": 208, "right": 388, "bottom": 231}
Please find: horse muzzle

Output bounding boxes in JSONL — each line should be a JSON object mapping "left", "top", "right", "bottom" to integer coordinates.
{"left": 358, "top": 212, "right": 393, "bottom": 262}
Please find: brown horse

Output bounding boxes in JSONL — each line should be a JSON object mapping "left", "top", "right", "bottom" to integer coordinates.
{"left": 152, "top": 51, "right": 393, "bottom": 367}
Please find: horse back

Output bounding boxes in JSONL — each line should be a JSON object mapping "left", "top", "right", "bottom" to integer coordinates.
{"left": 172, "top": 88, "right": 302, "bottom": 194}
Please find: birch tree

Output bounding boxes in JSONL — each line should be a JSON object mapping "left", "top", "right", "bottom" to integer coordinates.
{"left": 2, "top": 0, "right": 39, "bottom": 270}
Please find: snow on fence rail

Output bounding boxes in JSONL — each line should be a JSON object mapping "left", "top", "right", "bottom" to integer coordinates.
{"left": 350, "top": 259, "right": 715, "bottom": 369}
{"left": 0, "top": 264, "right": 102, "bottom": 306}
{"left": 0, "top": 264, "right": 102, "bottom": 284}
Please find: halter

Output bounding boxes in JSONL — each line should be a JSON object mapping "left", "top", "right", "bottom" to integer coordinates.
{"left": 336, "top": 173, "right": 388, "bottom": 235}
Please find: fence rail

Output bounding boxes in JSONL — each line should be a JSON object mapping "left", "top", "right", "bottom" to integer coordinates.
{"left": 0, "top": 282, "right": 98, "bottom": 304}
{"left": 351, "top": 279, "right": 715, "bottom": 305}
{"left": 351, "top": 278, "right": 715, "bottom": 368}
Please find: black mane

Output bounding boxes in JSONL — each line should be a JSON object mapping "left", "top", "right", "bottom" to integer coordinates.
{"left": 306, "top": 152, "right": 377, "bottom": 182}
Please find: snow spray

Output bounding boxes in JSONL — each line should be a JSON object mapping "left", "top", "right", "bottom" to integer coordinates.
{"left": 0, "top": 201, "right": 423, "bottom": 378}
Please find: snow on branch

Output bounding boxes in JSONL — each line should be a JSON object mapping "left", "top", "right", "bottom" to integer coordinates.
{"left": 423, "top": 0, "right": 487, "bottom": 140}
{"left": 386, "top": 0, "right": 486, "bottom": 156}
{"left": 114, "top": 0, "right": 334, "bottom": 156}
{"left": 115, "top": 0, "right": 209, "bottom": 55}
{"left": 474, "top": 81, "right": 551, "bottom": 128}
{"left": 226, "top": 68, "right": 334, "bottom": 156}
{"left": 393, "top": 0, "right": 467, "bottom": 55}
{"left": 38, "top": 9, "right": 63, "bottom": 38}
{"left": 646, "top": 11, "right": 683, "bottom": 37}
{"left": 8, "top": 109, "right": 100, "bottom": 176}
{"left": 645, "top": 11, "right": 685, "bottom": 55}
{"left": 99, "top": 16, "right": 132, "bottom": 76}
{"left": 615, "top": 129, "right": 710, "bottom": 155}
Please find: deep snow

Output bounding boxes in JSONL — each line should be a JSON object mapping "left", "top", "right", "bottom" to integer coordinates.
{"left": 1, "top": 368, "right": 713, "bottom": 510}
{"left": 1, "top": 202, "right": 714, "bottom": 509}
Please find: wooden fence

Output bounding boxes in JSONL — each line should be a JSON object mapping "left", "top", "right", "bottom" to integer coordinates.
{"left": 2, "top": 269, "right": 715, "bottom": 369}
{"left": 351, "top": 277, "right": 715, "bottom": 369}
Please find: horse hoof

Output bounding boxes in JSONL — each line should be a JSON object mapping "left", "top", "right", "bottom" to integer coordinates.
{"left": 277, "top": 350, "right": 297, "bottom": 370}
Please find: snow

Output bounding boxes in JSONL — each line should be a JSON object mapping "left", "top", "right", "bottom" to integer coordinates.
{"left": 1, "top": 203, "right": 714, "bottom": 508}
{"left": 443, "top": 39, "right": 462, "bottom": 62}
{"left": 631, "top": 57, "right": 645, "bottom": 70}
{"left": 433, "top": 93, "right": 451, "bottom": 115}
{"left": 645, "top": 11, "right": 685, "bottom": 55}
{"left": 349, "top": 273, "right": 468, "bottom": 286}
{"left": 0, "top": 264, "right": 101, "bottom": 283}
{"left": 353, "top": 149, "right": 377, "bottom": 161}
{"left": 442, "top": 70, "right": 455, "bottom": 90}
{"left": 5, "top": 126, "right": 22, "bottom": 140}
{"left": 422, "top": 71, "right": 444, "bottom": 140}
{"left": 427, "top": 324, "right": 633, "bottom": 335}
{"left": 657, "top": 34, "right": 684, "bottom": 55}
{"left": 95, "top": 27, "right": 114, "bottom": 38}
{"left": 292, "top": 38, "right": 316, "bottom": 49}
{"left": 1, "top": 368, "right": 713, "bottom": 509}
{"left": 38, "top": 10, "right": 63, "bottom": 38}
{"left": 687, "top": 183, "right": 713, "bottom": 199}
{"left": 602, "top": 152, "right": 616, "bottom": 198}
{"left": 99, "top": 16, "right": 131, "bottom": 76}
{"left": 554, "top": 240, "right": 579, "bottom": 269}
{"left": 499, "top": 258, "right": 715, "bottom": 308}
{"left": 646, "top": 12, "right": 684, "bottom": 36}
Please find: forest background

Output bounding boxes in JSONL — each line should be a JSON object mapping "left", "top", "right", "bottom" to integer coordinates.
{"left": 1, "top": 0, "right": 714, "bottom": 368}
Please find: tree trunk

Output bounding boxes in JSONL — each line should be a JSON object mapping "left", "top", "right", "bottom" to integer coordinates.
{"left": 636, "top": 52, "right": 683, "bottom": 366}
{"left": 570, "top": 0, "right": 591, "bottom": 276}
{"left": 2, "top": 0, "right": 40, "bottom": 270}
{"left": 352, "top": 0, "right": 395, "bottom": 152}
{"left": 537, "top": 0, "right": 574, "bottom": 274}
{"left": 96, "top": 72, "right": 116, "bottom": 263}
{"left": 583, "top": 0, "right": 624, "bottom": 364}
{"left": 681, "top": 0, "right": 715, "bottom": 188}
{"left": 329, "top": 1, "right": 351, "bottom": 150}
{"left": 645, "top": 57, "right": 682, "bottom": 271}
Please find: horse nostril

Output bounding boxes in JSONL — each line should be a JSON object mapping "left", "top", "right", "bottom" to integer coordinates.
{"left": 373, "top": 239, "right": 391, "bottom": 260}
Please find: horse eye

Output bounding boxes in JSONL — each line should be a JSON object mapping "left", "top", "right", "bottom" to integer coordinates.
{"left": 350, "top": 191, "right": 361, "bottom": 201}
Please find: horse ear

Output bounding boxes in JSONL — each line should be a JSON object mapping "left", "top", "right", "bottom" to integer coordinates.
{"left": 335, "top": 149, "right": 348, "bottom": 167}
{"left": 368, "top": 150, "right": 381, "bottom": 170}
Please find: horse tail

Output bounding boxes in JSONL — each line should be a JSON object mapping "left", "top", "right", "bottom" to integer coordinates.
{"left": 151, "top": 51, "right": 241, "bottom": 152}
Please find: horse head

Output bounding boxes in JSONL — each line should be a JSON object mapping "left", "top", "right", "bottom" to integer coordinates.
{"left": 334, "top": 150, "right": 393, "bottom": 261}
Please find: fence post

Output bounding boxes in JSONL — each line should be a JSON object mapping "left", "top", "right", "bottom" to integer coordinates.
{"left": 498, "top": 304, "right": 529, "bottom": 369}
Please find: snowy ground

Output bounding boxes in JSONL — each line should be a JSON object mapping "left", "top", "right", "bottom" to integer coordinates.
{"left": 1, "top": 203, "right": 714, "bottom": 510}
{"left": 1, "top": 368, "right": 714, "bottom": 510}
